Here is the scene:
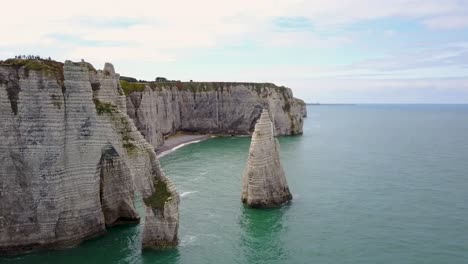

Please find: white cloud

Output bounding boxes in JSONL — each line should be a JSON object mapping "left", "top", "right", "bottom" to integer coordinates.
{"left": 284, "top": 77, "right": 468, "bottom": 104}
{"left": 383, "top": 30, "right": 396, "bottom": 37}
{"left": 2, "top": 0, "right": 288, "bottom": 63}
{"left": 220, "top": 43, "right": 468, "bottom": 82}
{"left": 423, "top": 15, "right": 468, "bottom": 30}
{"left": 3, "top": 0, "right": 468, "bottom": 63}
{"left": 2, "top": 0, "right": 468, "bottom": 103}
{"left": 282, "top": 0, "right": 468, "bottom": 28}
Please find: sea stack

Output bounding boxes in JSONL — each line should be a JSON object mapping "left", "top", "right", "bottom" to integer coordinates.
{"left": 242, "top": 109, "right": 292, "bottom": 208}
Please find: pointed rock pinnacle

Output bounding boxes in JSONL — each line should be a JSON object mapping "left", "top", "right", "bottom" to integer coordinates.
{"left": 242, "top": 109, "right": 292, "bottom": 208}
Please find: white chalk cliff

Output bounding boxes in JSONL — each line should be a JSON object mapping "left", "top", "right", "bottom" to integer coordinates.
{"left": 0, "top": 59, "right": 178, "bottom": 254}
{"left": 242, "top": 109, "right": 292, "bottom": 208}
{"left": 0, "top": 58, "right": 306, "bottom": 254}
{"left": 125, "top": 82, "right": 307, "bottom": 148}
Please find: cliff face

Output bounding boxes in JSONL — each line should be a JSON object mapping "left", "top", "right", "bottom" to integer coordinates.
{"left": 125, "top": 82, "right": 307, "bottom": 148}
{"left": 242, "top": 109, "right": 292, "bottom": 208}
{"left": 0, "top": 60, "right": 179, "bottom": 254}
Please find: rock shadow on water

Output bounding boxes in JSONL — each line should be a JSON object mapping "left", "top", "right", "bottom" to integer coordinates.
{"left": 238, "top": 205, "right": 291, "bottom": 264}
{"left": 0, "top": 223, "right": 143, "bottom": 264}
{"left": 141, "top": 248, "right": 180, "bottom": 264}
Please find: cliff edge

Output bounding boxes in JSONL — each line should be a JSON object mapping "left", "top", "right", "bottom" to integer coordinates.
{"left": 0, "top": 59, "right": 179, "bottom": 254}
{"left": 124, "top": 81, "right": 307, "bottom": 148}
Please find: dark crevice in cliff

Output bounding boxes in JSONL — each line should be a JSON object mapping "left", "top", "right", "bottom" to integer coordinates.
{"left": 91, "top": 82, "right": 101, "bottom": 91}
{"left": 128, "top": 92, "right": 143, "bottom": 115}
{"left": 249, "top": 108, "right": 263, "bottom": 133}
{"left": 111, "top": 217, "right": 141, "bottom": 226}
{"left": 98, "top": 148, "right": 110, "bottom": 224}
{"left": 5, "top": 71, "right": 21, "bottom": 115}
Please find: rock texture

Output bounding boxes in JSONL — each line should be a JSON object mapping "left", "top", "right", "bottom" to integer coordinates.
{"left": 125, "top": 82, "right": 307, "bottom": 148}
{"left": 0, "top": 59, "right": 179, "bottom": 254}
{"left": 242, "top": 109, "right": 292, "bottom": 208}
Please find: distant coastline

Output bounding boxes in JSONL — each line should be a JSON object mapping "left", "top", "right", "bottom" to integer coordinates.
{"left": 306, "top": 103, "right": 468, "bottom": 105}
{"left": 306, "top": 103, "right": 356, "bottom": 106}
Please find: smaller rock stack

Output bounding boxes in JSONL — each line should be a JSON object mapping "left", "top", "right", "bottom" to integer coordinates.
{"left": 242, "top": 109, "right": 292, "bottom": 208}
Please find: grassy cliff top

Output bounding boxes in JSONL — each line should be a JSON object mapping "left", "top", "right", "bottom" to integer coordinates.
{"left": 0, "top": 58, "right": 65, "bottom": 90}
{"left": 120, "top": 79, "right": 291, "bottom": 95}
{"left": 1, "top": 58, "right": 63, "bottom": 72}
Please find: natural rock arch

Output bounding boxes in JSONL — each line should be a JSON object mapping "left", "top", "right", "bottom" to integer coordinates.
{"left": 0, "top": 60, "right": 179, "bottom": 254}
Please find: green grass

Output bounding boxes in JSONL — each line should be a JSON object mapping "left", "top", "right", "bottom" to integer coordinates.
{"left": 121, "top": 133, "right": 136, "bottom": 151}
{"left": 143, "top": 180, "right": 171, "bottom": 209}
{"left": 2, "top": 59, "right": 62, "bottom": 76}
{"left": 120, "top": 80, "right": 146, "bottom": 95}
{"left": 85, "top": 63, "right": 97, "bottom": 73}
{"left": 93, "top": 99, "right": 117, "bottom": 115}
{"left": 117, "top": 79, "right": 292, "bottom": 95}
{"left": 123, "top": 142, "right": 137, "bottom": 151}
{"left": 1, "top": 58, "right": 65, "bottom": 89}
{"left": 148, "top": 82, "right": 164, "bottom": 91}
{"left": 116, "top": 117, "right": 138, "bottom": 152}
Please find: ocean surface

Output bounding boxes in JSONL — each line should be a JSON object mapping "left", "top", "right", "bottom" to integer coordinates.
{"left": 3, "top": 105, "right": 468, "bottom": 264}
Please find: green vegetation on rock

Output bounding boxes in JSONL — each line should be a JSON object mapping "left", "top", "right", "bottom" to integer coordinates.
{"left": 143, "top": 180, "right": 171, "bottom": 209}
{"left": 121, "top": 132, "right": 137, "bottom": 151}
{"left": 85, "top": 63, "right": 97, "bottom": 73}
{"left": 2, "top": 58, "right": 63, "bottom": 77}
{"left": 117, "top": 76, "right": 292, "bottom": 95}
{"left": 120, "top": 76, "right": 138, "bottom": 82}
{"left": 123, "top": 142, "right": 137, "bottom": 151}
{"left": 120, "top": 80, "right": 146, "bottom": 95}
{"left": 148, "top": 82, "right": 167, "bottom": 91}
{"left": 114, "top": 116, "right": 138, "bottom": 152}
{"left": 1, "top": 59, "right": 65, "bottom": 89}
{"left": 93, "top": 99, "right": 117, "bottom": 115}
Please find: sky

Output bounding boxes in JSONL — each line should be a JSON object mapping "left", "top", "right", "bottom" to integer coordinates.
{"left": 2, "top": 0, "right": 468, "bottom": 103}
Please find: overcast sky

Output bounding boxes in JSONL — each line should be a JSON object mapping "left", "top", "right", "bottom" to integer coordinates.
{"left": 2, "top": 0, "right": 468, "bottom": 103}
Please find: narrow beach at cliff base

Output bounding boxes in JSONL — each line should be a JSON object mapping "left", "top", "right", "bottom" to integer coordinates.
{"left": 156, "top": 134, "right": 213, "bottom": 158}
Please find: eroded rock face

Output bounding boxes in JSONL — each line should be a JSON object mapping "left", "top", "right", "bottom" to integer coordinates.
{"left": 242, "top": 109, "right": 292, "bottom": 208}
{"left": 126, "top": 83, "right": 307, "bottom": 148}
{"left": 99, "top": 145, "right": 140, "bottom": 226}
{"left": 0, "top": 59, "right": 179, "bottom": 254}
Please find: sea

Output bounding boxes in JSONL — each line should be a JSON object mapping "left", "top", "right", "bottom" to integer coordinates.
{"left": 3, "top": 105, "right": 468, "bottom": 264}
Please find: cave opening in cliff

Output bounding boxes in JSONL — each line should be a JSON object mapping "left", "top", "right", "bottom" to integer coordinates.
{"left": 98, "top": 145, "right": 140, "bottom": 227}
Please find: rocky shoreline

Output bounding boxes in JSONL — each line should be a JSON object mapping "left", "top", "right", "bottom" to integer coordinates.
{"left": 0, "top": 58, "right": 305, "bottom": 255}
{"left": 0, "top": 59, "right": 179, "bottom": 254}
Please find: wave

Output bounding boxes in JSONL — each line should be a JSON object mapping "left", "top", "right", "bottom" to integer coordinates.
{"left": 173, "top": 140, "right": 202, "bottom": 151}
{"left": 157, "top": 140, "right": 203, "bottom": 158}
{"left": 180, "top": 191, "right": 199, "bottom": 198}
{"left": 179, "top": 233, "right": 221, "bottom": 247}
{"left": 180, "top": 235, "right": 198, "bottom": 247}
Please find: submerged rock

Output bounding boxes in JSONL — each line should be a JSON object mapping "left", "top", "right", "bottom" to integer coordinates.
{"left": 241, "top": 109, "right": 292, "bottom": 208}
{"left": 0, "top": 59, "right": 178, "bottom": 254}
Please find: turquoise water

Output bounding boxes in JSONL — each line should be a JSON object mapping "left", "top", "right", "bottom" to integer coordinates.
{"left": 3, "top": 105, "right": 468, "bottom": 263}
